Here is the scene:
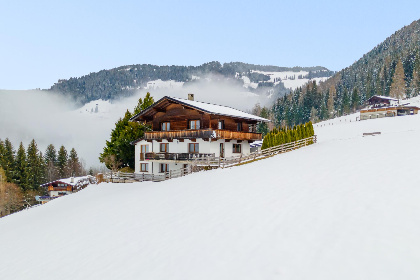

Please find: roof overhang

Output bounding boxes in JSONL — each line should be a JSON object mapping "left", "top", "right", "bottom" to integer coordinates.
{"left": 129, "top": 96, "right": 270, "bottom": 123}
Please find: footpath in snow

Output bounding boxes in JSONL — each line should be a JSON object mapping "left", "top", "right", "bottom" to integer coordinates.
{"left": 1, "top": 113, "right": 420, "bottom": 280}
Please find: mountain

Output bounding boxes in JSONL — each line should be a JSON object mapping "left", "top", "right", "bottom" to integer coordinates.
{"left": 271, "top": 19, "right": 420, "bottom": 127}
{"left": 47, "top": 62, "right": 333, "bottom": 104}
{"left": 322, "top": 19, "right": 420, "bottom": 101}
{"left": 1, "top": 110, "right": 420, "bottom": 279}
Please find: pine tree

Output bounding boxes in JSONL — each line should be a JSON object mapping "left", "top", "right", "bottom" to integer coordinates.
{"left": 327, "top": 86, "right": 336, "bottom": 118}
{"left": 44, "top": 144, "right": 57, "bottom": 164}
{"left": 100, "top": 94, "right": 155, "bottom": 169}
{"left": 351, "top": 88, "right": 360, "bottom": 112}
{"left": 57, "top": 146, "right": 68, "bottom": 178}
{"left": 15, "top": 142, "right": 28, "bottom": 190}
{"left": 310, "top": 107, "right": 318, "bottom": 123}
{"left": 408, "top": 69, "right": 420, "bottom": 97}
{"left": 389, "top": 59, "right": 406, "bottom": 99}
{"left": 0, "top": 139, "right": 4, "bottom": 167}
{"left": 44, "top": 144, "right": 57, "bottom": 181}
{"left": 67, "top": 148, "right": 82, "bottom": 177}
{"left": 341, "top": 88, "right": 351, "bottom": 115}
{"left": 38, "top": 152, "right": 47, "bottom": 185}
{"left": 1, "top": 139, "right": 15, "bottom": 182}
{"left": 26, "top": 139, "right": 42, "bottom": 190}
{"left": 133, "top": 92, "right": 154, "bottom": 115}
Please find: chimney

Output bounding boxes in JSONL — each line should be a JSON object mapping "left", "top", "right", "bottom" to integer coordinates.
{"left": 188, "top": 93, "right": 194, "bottom": 101}
{"left": 70, "top": 177, "right": 74, "bottom": 183}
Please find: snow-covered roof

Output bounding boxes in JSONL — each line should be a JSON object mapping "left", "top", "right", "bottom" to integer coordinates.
{"left": 368, "top": 95, "right": 399, "bottom": 101}
{"left": 130, "top": 96, "right": 270, "bottom": 122}
{"left": 40, "top": 176, "right": 93, "bottom": 187}
{"left": 170, "top": 97, "right": 269, "bottom": 122}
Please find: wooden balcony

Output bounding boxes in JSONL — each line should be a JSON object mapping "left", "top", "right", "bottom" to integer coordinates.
{"left": 144, "top": 129, "right": 262, "bottom": 141}
{"left": 145, "top": 152, "right": 215, "bottom": 161}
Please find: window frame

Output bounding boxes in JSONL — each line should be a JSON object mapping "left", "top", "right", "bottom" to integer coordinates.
{"left": 160, "top": 143, "right": 169, "bottom": 153}
{"left": 218, "top": 120, "right": 225, "bottom": 129}
{"left": 161, "top": 122, "right": 170, "bottom": 131}
{"left": 232, "top": 143, "right": 242, "bottom": 153}
{"left": 189, "top": 120, "right": 200, "bottom": 130}
{"left": 140, "top": 144, "right": 149, "bottom": 153}
{"left": 236, "top": 122, "right": 242, "bottom": 132}
{"left": 188, "top": 143, "right": 199, "bottom": 153}
{"left": 140, "top": 163, "right": 149, "bottom": 172}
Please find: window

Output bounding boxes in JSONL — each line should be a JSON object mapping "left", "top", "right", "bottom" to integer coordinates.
{"left": 189, "top": 143, "right": 199, "bottom": 153}
{"left": 141, "top": 145, "right": 149, "bottom": 153}
{"left": 233, "top": 144, "right": 241, "bottom": 153}
{"left": 218, "top": 120, "right": 224, "bottom": 129}
{"left": 161, "top": 122, "right": 170, "bottom": 131}
{"left": 237, "top": 122, "right": 242, "bottom": 131}
{"left": 140, "top": 163, "right": 149, "bottom": 172}
{"left": 140, "top": 145, "right": 149, "bottom": 160}
{"left": 159, "top": 163, "right": 169, "bottom": 173}
{"left": 160, "top": 143, "right": 169, "bottom": 153}
{"left": 189, "top": 120, "right": 200, "bottom": 129}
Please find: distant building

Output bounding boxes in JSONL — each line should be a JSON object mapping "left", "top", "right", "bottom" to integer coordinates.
{"left": 36, "top": 176, "right": 95, "bottom": 204}
{"left": 360, "top": 95, "right": 420, "bottom": 120}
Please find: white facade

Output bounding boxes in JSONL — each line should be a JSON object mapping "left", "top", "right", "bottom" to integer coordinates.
{"left": 135, "top": 139, "right": 251, "bottom": 175}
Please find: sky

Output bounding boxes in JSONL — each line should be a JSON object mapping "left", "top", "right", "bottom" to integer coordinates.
{"left": 1, "top": 0, "right": 420, "bottom": 90}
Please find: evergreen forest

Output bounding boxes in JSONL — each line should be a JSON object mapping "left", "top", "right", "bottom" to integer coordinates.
{"left": 48, "top": 62, "right": 332, "bottom": 104}
{"left": 0, "top": 139, "right": 85, "bottom": 217}
{"left": 264, "top": 19, "right": 420, "bottom": 128}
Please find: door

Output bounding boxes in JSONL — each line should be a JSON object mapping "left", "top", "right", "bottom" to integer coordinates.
{"left": 220, "top": 143, "right": 224, "bottom": 158}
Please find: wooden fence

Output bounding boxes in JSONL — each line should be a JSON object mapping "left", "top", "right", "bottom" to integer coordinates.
{"left": 105, "top": 135, "right": 317, "bottom": 183}
{"left": 105, "top": 165, "right": 193, "bottom": 183}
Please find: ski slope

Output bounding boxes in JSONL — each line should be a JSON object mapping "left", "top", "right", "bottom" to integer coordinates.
{"left": 1, "top": 114, "right": 420, "bottom": 279}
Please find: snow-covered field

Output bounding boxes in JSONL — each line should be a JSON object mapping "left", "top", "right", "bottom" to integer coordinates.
{"left": 247, "top": 70, "right": 330, "bottom": 90}
{"left": 1, "top": 113, "right": 420, "bottom": 279}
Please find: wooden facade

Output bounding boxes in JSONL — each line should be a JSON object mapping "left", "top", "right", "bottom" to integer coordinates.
{"left": 131, "top": 96, "right": 269, "bottom": 175}
{"left": 131, "top": 97, "right": 262, "bottom": 141}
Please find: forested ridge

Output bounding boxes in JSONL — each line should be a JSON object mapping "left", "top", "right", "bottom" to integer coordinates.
{"left": 48, "top": 61, "right": 332, "bottom": 104}
{"left": 269, "top": 19, "right": 420, "bottom": 127}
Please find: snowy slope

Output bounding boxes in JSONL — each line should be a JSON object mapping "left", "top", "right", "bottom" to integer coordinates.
{"left": 1, "top": 114, "right": 420, "bottom": 279}
{"left": 248, "top": 70, "right": 330, "bottom": 90}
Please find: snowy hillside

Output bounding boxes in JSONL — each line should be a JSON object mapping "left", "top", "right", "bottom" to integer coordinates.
{"left": 246, "top": 70, "right": 330, "bottom": 90}
{"left": 1, "top": 113, "right": 420, "bottom": 279}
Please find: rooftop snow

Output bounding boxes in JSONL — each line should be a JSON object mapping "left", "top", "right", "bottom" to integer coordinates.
{"left": 369, "top": 95, "right": 399, "bottom": 101}
{"left": 169, "top": 97, "right": 269, "bottom": 122}
{"left": 40, "top": 176, "right": 92, "bottom": 187}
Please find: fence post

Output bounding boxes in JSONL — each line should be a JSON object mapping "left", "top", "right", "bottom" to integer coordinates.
{"left": 169, "top": 170, "right": 172, "bottom": 179}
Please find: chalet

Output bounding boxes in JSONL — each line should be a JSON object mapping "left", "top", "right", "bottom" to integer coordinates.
{"left": 367, "top": 95, "right": 399, "bottom": 107}
{"left": 36, "top": 176, "right": 95, "bottom": 204}
{"left": 360, "top": 95, "right": 420, "bottom": 120}
{"left": 130, "top": 95, "right": 270, "bottom": 176}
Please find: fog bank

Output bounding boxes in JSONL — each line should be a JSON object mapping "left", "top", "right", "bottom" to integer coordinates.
{"left": 0, "top": 81, "right": 269, "bottom": 168}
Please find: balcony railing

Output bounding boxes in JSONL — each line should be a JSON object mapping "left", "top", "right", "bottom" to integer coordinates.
{"left": 145, "top": 152, "right": 215, "bottom": 161}
{"left": 144, "top": 129, "right": 262, "bottom": 141}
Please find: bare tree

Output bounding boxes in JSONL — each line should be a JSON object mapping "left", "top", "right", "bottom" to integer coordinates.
{"left": 103, "top": 155, "right": 122, "bottom": 180}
